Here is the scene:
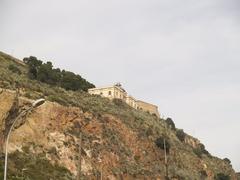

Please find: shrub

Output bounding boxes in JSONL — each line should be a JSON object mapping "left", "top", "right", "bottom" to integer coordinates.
{"left": 193, "top": 148, "right": 203, "bottom": 158}
{"left": 47, "top": 95, "right": 68, "bottom": 106}
{"left": 0, "top": 150, "right": 73, "bottom": 179}
{"left": 165, "top": 118, "right": 176, "bottom": 130}
{"left": 214, "top": 173, "right": 230, "bottom": 180}
{"left": 200, "top": 170, "right": 208, "bottom": 178}
{"left": 145, "top": 127, "right": 153, "bottom": 137}
{"left": 134, "top": 155, "right": 140, "bottom": 162}
{"left": 113, "top": 98, "right": 125, "bottom": 107}
{"left": 176, "top": 129, "right": 185, "bottom": 142}
{"left": 194, "top": 143, "right": 210, "bottom": 158}
{"left": 155, "top": 137, "right": 170, "bottom": 153}
{"left": 8, "top": 64, "right": 21, "bottom": 74}
{"left": 223, "top": 158, "right": 231, "bottom": 165}
{"left": 199, "top": 143, "right": 210, "bottom": 156}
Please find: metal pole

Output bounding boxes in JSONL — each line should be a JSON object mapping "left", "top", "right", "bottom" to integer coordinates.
{"left": 3, "top": 127, "right": 11, "bottom": 180}
{"left": 77, "top": 130, "right": 82, "bottom": 180}
{"left": 164, "top": 138, "right": 168, "bottom": 178}
{"left": 3, "top": 98, "right": 45, "bottom": 180}
{"left": 3, "top": 108, "right": 31, "bottom": 180}
{"left": 79, "top": 131, "right": 82, "bottom": 179}
{"left": 163, "top": 139, "right": 167, "bottom": 162}
{"left": 100, "top": 164, "right": 103, "bottom": 180}
{"left": 163, "top": 120, "right": 169, "bottom": 179}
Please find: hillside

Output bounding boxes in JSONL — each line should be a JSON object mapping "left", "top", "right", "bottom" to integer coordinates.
{"left": 0, "top": 51, "right": 238, "bottom": 179}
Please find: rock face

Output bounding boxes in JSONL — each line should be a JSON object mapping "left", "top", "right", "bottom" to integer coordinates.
{"left": 0, "top": 90, "right": 237, "bottom": 180}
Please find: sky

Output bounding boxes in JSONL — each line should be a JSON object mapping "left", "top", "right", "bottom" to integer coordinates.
{"left": 0, "top": 0, "right": 240, "bottom": 171}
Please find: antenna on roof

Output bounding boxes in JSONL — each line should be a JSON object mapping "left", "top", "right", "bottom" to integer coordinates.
{"left": 115, "top": 82, "right": 122, "bottom": 87}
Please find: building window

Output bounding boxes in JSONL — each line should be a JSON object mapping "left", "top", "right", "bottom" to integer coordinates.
{"left": 108, "top": 91, "right": 112, "bottom": 96}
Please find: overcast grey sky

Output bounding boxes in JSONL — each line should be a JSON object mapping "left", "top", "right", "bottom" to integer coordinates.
{"left": 0, "top": 0, "right": 240, "bottom": 171}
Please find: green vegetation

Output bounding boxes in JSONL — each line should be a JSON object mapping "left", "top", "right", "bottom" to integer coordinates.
{"left": 199, "top": 170, "right": 208, "bottom": 178}
{"left": 112, "top": 98, "right": 125, "bottom": 107}
{"left": 155, "top": 137, "right": 170, "bottom": 153}
{"left": 223, "top": 158, "right": 231, "bottom": 165}
{"left": 165, "top": 118, "right": 176, "bottom": 130}
{"left": 193, "top": 147, "right": 203, "bottom": 158}
{"left": 8, "top": 64, "right": 22, "bottom": 75}
{"left": 214, "top": 173, "right": 230, "bottom": 180}
{"left": 176, "top": 129, "right": 186, "bottom": 142}
{"left": 23, "top": 56, "right": 95, "bottom": 91}
{"left": 193, "top": 143, "right": 210, "bottom": 158}
{"left": 0, "top": 150, "right": 73, "bottom": 180}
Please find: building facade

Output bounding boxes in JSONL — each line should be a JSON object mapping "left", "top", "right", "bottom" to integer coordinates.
{"left": 136, "top": 100, "right": 160, "bottom": 117}
{"left": 126, "top": 95, "right": 137, "bottom": 109}
{"left": 88, "top": 83, "right": 127, "bottom": 100}
{"left": 88, "top": 83, "right": 160, "bottom": 117}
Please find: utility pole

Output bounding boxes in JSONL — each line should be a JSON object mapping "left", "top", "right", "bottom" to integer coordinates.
{"left": 100, "top": 164, "right": 103, "bottom": 180}
{"left": 163, "top": 120, "right": 169, "bottom": 179}
{"left": 77, "top": 127, "right": 82, "bottom": 180}
{"left": 75, "top": 118, "right": 93, "bottom": 180}
{"left": 163, "top": 138, "right": 169, "bottom": 179}
{"left": 75, "top": 119, "right": 92, "bottom": 180}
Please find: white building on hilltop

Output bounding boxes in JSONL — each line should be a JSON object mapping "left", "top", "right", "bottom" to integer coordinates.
{"left": 88, "top": 83, "right": 160, "bottom": 117}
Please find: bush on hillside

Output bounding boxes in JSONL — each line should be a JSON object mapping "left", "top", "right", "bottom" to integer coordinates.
{"left": 23, "top": 56, "right": 95, "bottom": 91}
{"left": 165, "top": 117, "right": 176, "bottom": 130}
{"left": 155, "top": 137, "right": 170, "bottom": 154}
{"left": 199, "top": 170, "right": 208, "bottom": 178}
{"left": 47, "top": 95, "right": 68, "bottom": 106}
{"left": 223, "top": 158, "right": 231, "bottom": 165}
{"left": 8, "top": 64, "right": 21, "bottom": 74}
{"left": 113, "top": 98, "right": 125, "bottom": 107}
{"left": 199, "top": 143, "right": 210, "bottom": 155}
{"left": 193, "top": 143, "right": 210, "bottom": 158}
{"left": 214, "top": 173, "right": 230, "bottom": 180}
{"left": 0, "top": 150, "right": 73, "bottom": 179}
{"left": 176, "top": 129, "right": 186, "bottom": 142}
{"left": 193, "top": 148, "right": 203, "bottom": 158}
